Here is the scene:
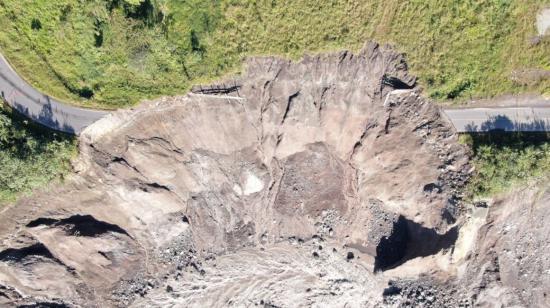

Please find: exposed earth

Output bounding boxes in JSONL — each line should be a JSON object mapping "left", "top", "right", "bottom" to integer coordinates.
{"left": 537, "top": 7, "right": 550, "bottom": 36}
{"left": 0, "top": 43, "right": 548, "bottom": 307}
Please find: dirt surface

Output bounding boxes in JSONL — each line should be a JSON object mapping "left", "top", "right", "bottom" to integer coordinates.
{"left": 537, "top": 8, "right": 550, "bottom": 36}
{"left": 0, "top": 43, "right": 547, "bottom": 307}
{"left": 460, "top": 183, "right": 550, "bottom": 308}
{"left": 381, "top": 181, "right": 550, "bottom": 308}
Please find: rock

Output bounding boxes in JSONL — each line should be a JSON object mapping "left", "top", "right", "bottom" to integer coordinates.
{"left": 473, "top": 201, "right": 488, "bottom": 208}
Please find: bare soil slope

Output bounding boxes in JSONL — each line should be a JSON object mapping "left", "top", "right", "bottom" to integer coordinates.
{"left": 0, "top": 43, "right": 542, "bottom": 307}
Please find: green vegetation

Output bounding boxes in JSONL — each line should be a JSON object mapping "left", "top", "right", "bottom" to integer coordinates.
{"left": 0, "top": 104, "right": 76, "bottom": 204}
{"left": 461, "top": 133, "right": 550, "bottom": 197}
{"left": 0, "top": 0, "right": 549, "bottom": 108}
{"left": 0, "top": 0, "right": 223, "bottom": 108}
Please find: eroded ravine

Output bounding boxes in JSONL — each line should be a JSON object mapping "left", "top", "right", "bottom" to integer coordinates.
{"left": 0, "top": 43, "right": 478, "bottom": 307}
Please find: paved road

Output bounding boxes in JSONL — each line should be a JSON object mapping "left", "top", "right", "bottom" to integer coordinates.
{"left": 443, "top": 107, "right": 550, "bottom": 132}
{"left": 0, "top": 54, "right": 108, "bottom": 135}
{"left": 1, "top": 53, "right": 549, "bottom": 135}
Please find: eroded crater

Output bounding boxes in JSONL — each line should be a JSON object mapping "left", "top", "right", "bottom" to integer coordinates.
{"left": 0, "top": 43, "right": 473, "bottom": 307}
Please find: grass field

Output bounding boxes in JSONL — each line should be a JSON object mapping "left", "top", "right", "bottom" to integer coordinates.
{"left": 0, "top": 0, "right": 548, "bottom": 108}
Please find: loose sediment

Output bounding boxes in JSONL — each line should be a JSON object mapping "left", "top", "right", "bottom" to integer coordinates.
{"left": 0, "top": 42, "right": 542, "bottom": 308}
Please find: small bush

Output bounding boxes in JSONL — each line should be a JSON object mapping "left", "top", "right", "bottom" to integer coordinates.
{"left": 463, "top": 132, "right": 550, "bottom": 197}
{"left": 30, "top": 18, "right": 41, "bottom": 30}
{"left": 0, "top": 105, "right": 76, "bottom": 204}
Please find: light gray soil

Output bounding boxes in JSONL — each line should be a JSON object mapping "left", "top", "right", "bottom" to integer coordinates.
{"left": 537, "top": 8, "right": 550, "bottom": 35}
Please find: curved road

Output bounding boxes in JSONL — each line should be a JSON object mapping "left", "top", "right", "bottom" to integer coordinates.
{"left": 0, "top": 54, "right": 108, "bottom": 135}
{"left": 1, "top": 53, "right": 549, "bottom": 135}
{"left": 443, "top": 107, "right": 550, "bottom": 132}
{"left": 386, "top": 89, "right": 550, "bottom": 133}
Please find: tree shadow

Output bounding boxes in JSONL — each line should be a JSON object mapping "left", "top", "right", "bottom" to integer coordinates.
{"left": 464, "top": 129, "right": 550, "bottom": 157}
{"left": 465, "top": 114, "right": 549, "bottom": 132}
{"left": 1, "top": 68, "right": 76, "bottom": 134}
{"left": 1, "top": 102, "right": 74, "bottom": 161}
{"left": 462, "top": 129, "right": 550, "bottom": 196}
{"left": 11, "top": 97, "right": 75, "bottom": 134}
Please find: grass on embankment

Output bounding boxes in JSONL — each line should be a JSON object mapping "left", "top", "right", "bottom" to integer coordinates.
{"left": 0, "top": 0, "right": 549, "bottom": 109}
{"left": 461, "top": 132, "right": 550, "bottom": 198}
{"left": 0, "top": 104, "right": 76, "bottom": 204}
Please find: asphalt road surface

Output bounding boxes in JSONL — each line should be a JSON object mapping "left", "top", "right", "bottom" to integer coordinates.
{"left": 1, "top": 52, "right": 549, "bottom": 135}
{"left": 443, "top": 107, "right": 550, "bottom": 132}
{"left": 0, "top": 54, "right": 107, "bottom": 135}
